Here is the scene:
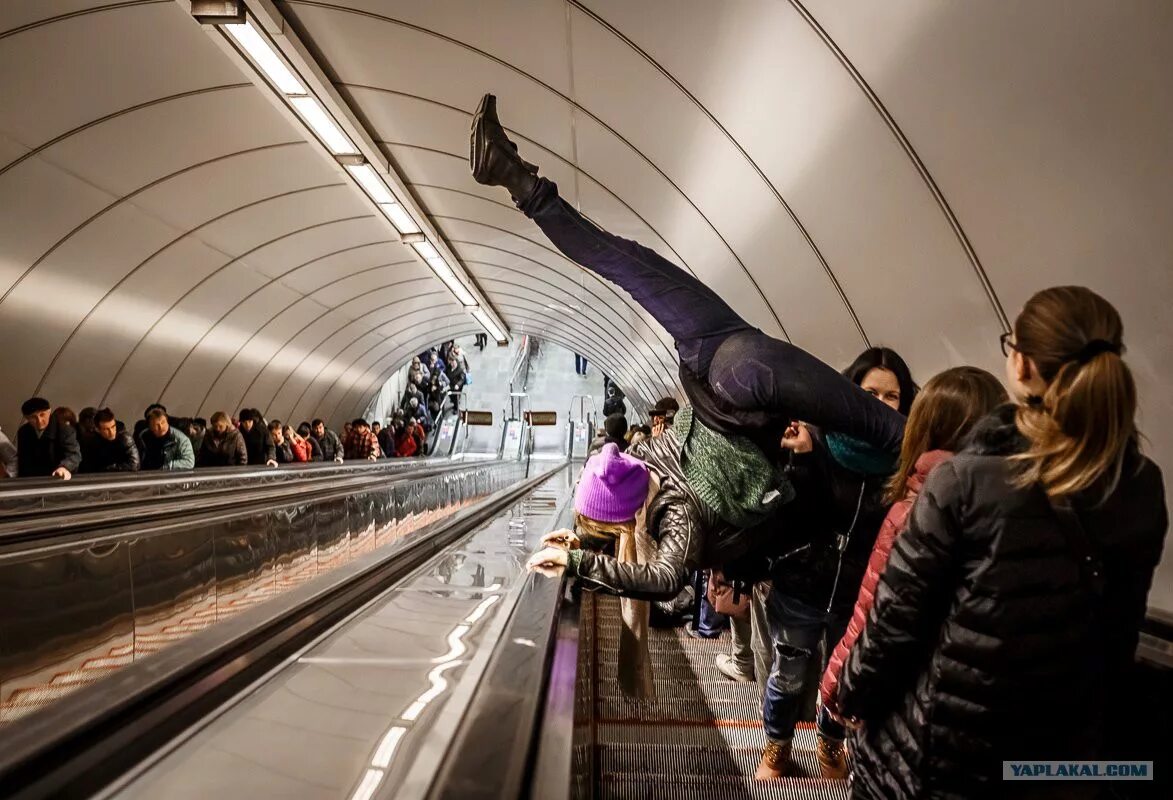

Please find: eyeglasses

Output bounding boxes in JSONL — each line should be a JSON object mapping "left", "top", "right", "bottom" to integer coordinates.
{"left": 999, "top": 332, "right": 1018, "bottom": 357}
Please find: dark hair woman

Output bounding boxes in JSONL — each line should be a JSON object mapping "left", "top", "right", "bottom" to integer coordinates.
{"left": 751, "top": 345, "right": 917, "bottom": 780}
{"left": 838, "top": 287, "right": 1166, "bottom": 799}
{"left": 842, "top": 347, "right": 919, "bottom": 416}
{"left": 817, "top": 366, "right": 1007, "bottom": 777}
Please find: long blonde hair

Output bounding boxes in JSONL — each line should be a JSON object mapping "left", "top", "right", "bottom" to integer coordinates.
{"left": 887, "top": 366, "right": 1007, "bottom": 504}
{"left": 1011, "top": 286, "right": 1136, "bottom": 501}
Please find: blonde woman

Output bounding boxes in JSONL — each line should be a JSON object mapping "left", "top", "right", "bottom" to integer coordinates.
{"left": 528, "top": 443, "right": 657, "bottom": 698}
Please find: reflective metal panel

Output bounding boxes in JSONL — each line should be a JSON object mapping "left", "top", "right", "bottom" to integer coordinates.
{"left": 128, "top": 527, "right": 216, "bottom": 661}
{"left": 0, "top": 542, "right": 134, "bottom": 722}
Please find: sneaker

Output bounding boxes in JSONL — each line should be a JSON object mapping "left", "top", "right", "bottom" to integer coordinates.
{"left": 684, "top": 625, "right": 720, "bottom": 640}
{"left": 714, "top": 653, "right": 755, "bottom": 682}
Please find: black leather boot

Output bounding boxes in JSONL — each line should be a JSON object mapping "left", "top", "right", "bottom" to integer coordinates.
{"left": 469, "top": 93, "right": 539, "bottom": 203}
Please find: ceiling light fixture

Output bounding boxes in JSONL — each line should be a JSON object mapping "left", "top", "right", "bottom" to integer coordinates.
{"left": 196, "top": 1, "right": 508, "bottom": 344}
{"left": 411, "top": 241, "right": 440, "bottom": 262}
{"left": 380, "top": 202, "right": 420, "bottom": 235}
{"left": 289, "top": 96, "right": 358, "bottom": 155}
{"left": 473, "top": 308, "right": 507, "bottom": 343}
{"left": 344, "top": 163, "right": 394, "bottom": 204}
{"left": 223, "top": 21, "right": 303, "bottom": 94}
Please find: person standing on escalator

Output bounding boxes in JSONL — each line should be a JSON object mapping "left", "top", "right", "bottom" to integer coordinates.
{"left": 838, "top": 287, "right": 1167, "bottom": 799}
{"left": 754, "top": 347, "right": 917, "bottom": 780}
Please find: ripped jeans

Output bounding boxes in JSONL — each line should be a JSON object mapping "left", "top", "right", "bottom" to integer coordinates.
{"left": 763, "top": 590, "right": 850, "bottom": 743}
{"left": 517, "top": 178, "right": 904, "bottom": 452}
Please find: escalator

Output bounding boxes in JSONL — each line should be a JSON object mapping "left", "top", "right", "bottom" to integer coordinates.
{"left": 579, "top": 595, "right": 847, "bottom": 799}
{"left": 0, "top": 462, "right": 573, "bottom": 799}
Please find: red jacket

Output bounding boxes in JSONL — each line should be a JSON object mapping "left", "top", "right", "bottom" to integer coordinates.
{"left": 289, "top": 437, "right": 312, "bottom": 462}
{"left": 820, "top": 449, "right": 954, "bottom": 711}
{"left": 395, "top": 429, "right": 418, "bottom": 458}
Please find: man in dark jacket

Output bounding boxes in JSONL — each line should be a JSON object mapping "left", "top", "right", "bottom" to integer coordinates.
{"left": 197, "top": 412, "right": 248, "bottom": 467}
{"left": 446, "top": 356, "right": 466, "bottom": 411}
{"left": 839, "top": 405, "right": 1168, "bottom": 799}
{"left": 81, "top": 408, "right": 140, "bottom": 472}
{"left": 239, "top": 409, "right": 277, "bottom": 467}
{"left": 376, "top": 421, "right": 396, "bottom": 459}
{"left": 311, "top": 418, "right": 343, "bottom": 463}
{"left": 16, "top": 396, "right": 81, "bottom": 479}
{"left": 269, "top": 419, "right": 294, "bottom": 464}
{"left": 139, "top": 408, "right": 195, "bottom": 470}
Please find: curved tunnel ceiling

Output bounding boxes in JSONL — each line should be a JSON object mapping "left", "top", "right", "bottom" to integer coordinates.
{"left": 1, "top": 1, "right": 1171, "bottom": 606}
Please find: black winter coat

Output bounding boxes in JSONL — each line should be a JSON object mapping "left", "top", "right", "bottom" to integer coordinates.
{"left": 197, "top": 429, "right": 248, "bottom": 467}
{"left": 16, "top": 418, "right": 81, "bottom": 477}
{"left": 80, "top": 430, "right": 140, "bottom": 472}
{"left": 241, "top": 424, "right": 276, "bottom": 465}
{"left": 769, "top": 431, "right": 891, "bottom": 611}
{"left": 839, "top": 405, "right": 1167, "bottom": 799}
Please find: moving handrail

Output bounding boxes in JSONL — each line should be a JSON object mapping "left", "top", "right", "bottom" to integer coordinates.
{"left": 425, "top": 498, "right": 580, "bottom": 800}
{"left": 0, "top": 456, "right": 447, "bottom": 521}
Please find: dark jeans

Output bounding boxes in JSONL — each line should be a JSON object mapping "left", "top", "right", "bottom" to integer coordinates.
{"left": 762, "top": 590, "right": 849, "bottom": 743}
{"left": 693, "top": 570, "right": 726, "bottom": 637}
{"left": 574, "top": 354, "right": 589, "bottom": 375}
{"left": 518, "top": 178, "right": 904, "bottom": 452}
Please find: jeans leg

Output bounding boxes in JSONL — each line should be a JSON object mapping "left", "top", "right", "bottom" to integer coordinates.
{"left": 750, "top": 582, "right": 772, "bottom": 696}
{"left": 730, "top": 613, "right": 754, "bottom": 672}
{"left": 762, "top": 592, "right": 829, "bottom": 742}
{"left": 519, "top": 178, "right": 751, "bottom": 373}
{"left": 708, "top": 330, "right": 906, "bottom": 453}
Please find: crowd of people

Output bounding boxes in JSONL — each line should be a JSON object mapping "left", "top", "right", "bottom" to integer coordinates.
{"left": 0, "top": 398, "right": 440, "bottom": 480}
{"left": 472, "top": 93, "right": 1167, "bottom": 797}
{"left": 0, "top": 341, "right": 480, "bottom": 481}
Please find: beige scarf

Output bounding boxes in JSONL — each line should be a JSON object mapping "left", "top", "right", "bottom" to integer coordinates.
{"left": 614, "top": 473, "right": 660, "bottom": 700}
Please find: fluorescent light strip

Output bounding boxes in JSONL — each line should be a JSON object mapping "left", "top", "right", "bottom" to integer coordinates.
{"left": 289, "top": 96, "right": 358, "bottom": 155}
{"left": 380, "top": 202, "right": 421, "bottom": 235}
{"left": 224, "top": 22, "right": 305, "bottom": 95}
{"left": 346, "top": 164, "right": 394, "bottom": 204}
{"left": 437, "top": 269, "right": 477, "bottom": 307}
{"left": 412, "top": 241, "right": 440, "bottom": 261}
{"left": 473, "top": 308, "right": 506, "bottom": 342}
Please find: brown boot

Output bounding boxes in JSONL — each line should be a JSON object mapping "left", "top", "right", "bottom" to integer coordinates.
{"left": 816, "top": 733, "right": 849, "bottom": 779}
{"left": 754, "top": 738, "right": 791, "bottom": 780}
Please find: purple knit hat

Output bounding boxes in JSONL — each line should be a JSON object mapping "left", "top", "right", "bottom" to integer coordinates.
{"left": 574, "top": 443, "right": 650, "bottom": 523}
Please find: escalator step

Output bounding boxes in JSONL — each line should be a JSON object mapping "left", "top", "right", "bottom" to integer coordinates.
{"left": 601, "top": 743, "right": 824, "bottom": 779}
{"left": 596, "top": 680, "right": 762, "bottom": 716}
{"left": 598, "top": 723, "right": 822, "bottom": 750}
{"left": 600, "top": 773, "right": 848, "bottom": 800}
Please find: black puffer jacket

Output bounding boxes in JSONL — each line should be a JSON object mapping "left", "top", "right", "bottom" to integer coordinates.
{"left": 768, "top": 430, "right": 891, "bottom": 611}
{"left": 573, "top": 429, "right": 750, "bottom": 601}
{"left": 839, "top": 405, "right": 1167, "bottom": 799}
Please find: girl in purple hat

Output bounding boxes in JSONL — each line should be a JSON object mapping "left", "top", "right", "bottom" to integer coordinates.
{"left": 528, "top": 443, "right": 658, "bottom": 697}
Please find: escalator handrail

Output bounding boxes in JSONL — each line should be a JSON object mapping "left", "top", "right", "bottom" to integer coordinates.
{"left": 0, "top": 464, "right": 564, "bottom": 800}
{"left": 0, "top": 455, "right": 449, "bottom": 512}
{"left": 422, "top": 497, "right": 581, "bottom": 800}
{"left": 0, "top": 459, "right": 479, "bottom": 547}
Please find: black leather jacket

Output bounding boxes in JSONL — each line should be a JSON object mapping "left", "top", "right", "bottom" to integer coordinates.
{"left": 573, "top": 430, "right": 745, "bottom": 601}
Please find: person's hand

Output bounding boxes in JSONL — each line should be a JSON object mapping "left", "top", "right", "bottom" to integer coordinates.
{"left": 52, "top": 467, "right": 72, "bottom": 480}
{"left": 266, "top": 459, "right": 278, "bottom": 468}
{"left": 526, "top": 546, "right": 568, "bottom": 577}
{"left": 540, "top": 528, "right": 580, "bottom": 550}
{"left": 367, "top": 454, "right": 378, "bottom": 461}
{"left": 781, "top": 421, "right": 813, "bottom": 453}
{"left": 334, "top": 456, "right": 344, "bottom": 464}
{"left": 651, "top": 418, "right": 666, "bottom": 438}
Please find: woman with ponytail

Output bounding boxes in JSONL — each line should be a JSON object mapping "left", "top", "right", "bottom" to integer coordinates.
{"left": 839, "top": 287, "right": 1167, "bottom": 799}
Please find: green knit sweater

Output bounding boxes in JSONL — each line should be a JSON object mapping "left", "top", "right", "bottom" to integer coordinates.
{"left": 675, "top": 406, "right": 793, "bottom": 528}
